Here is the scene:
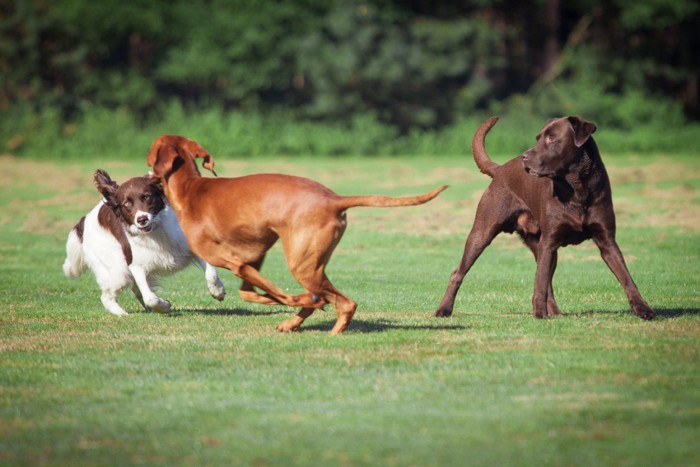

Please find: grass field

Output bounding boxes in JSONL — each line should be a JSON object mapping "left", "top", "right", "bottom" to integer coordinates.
{"left": 1, "top": 152, "right": 699, "bottom": 466}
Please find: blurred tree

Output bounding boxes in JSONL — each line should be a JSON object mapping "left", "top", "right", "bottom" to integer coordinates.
{"left": 0, "top": 0, "right": 698, "bottom": 130}
{"left": 297, "top": 2, "right": 505, "bottom": 131}
{"left": 154, "top": 0, "right": 332, "bottom": 109}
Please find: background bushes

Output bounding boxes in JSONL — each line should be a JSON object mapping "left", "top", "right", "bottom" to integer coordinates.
{"left": 1, "top": 0, "right": 698, "bottom": 158}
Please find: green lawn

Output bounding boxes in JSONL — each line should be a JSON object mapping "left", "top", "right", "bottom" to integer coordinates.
{"left": 1, "top": 153, "right": 698, "bottom": 466}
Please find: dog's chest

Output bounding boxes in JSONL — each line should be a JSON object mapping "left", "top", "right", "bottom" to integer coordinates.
{"left": 553, "top": 204, "right": 595, "bottom": 246}
{"left": 129, "top": 210, "right": 193, "bottom": 272}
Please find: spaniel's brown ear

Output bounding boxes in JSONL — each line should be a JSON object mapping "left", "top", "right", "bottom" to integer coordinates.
{"left": 147, "top": 173, "right": 165, "bottom": 198}
{"left": 93, "top": 169, "right": 119, "bottom": 207}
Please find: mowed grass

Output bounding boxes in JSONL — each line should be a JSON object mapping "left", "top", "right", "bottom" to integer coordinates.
{"left": 1, "top": 152, "right": 699, "bottom": 466}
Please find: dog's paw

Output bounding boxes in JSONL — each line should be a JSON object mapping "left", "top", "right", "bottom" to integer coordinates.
{"left": 434, "top": 307, "right": 453, "bottom": 317}
{"left": 547, "top": 301, "right": 562, "bottom": 317}
{"left": 633, "top": 303, "right": 655, "bottom": 320}
{"left": 209, "top": 282, "right": 226, "bottom": 301}
{"left": 151, "top": 299, "right": 172, "bottom": 314}
{"left": 276, "top": 318, "right": 301, "bottom": 333}
{"left": 107, "top": 309, "right": 129, "bottom": 316}
{"left": 532, "top": 308, "right": 550, "bottom": 319}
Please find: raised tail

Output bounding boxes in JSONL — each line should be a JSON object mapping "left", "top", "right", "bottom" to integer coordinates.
{"left": 472, "top": 116, "right": 500, "bottom": 178}
{"left": 63, "top": 217, "right": 87, "bottom": 278}
{"left": 334, "top": 185, "right": 448, "bottom": 210}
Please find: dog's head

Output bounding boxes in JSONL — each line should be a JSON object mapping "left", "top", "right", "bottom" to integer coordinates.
{"left": 522, "top": 116, "right": 597, "bottom": 178}
{"left": 146, "top": 135, "right": 217, "bottom": 181}
{"left": 94, "top": 170, "right": 166, "bottom": 235}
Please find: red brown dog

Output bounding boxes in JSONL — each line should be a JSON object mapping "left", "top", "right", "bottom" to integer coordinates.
{"left": 147, "top": 135, "right": 447, "bottom": 333}
{"left": 435, "top": 116, "right": 654, "bottom": 320}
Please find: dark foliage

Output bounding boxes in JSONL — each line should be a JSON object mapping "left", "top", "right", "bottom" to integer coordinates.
{"left": 0, "top": 0, "right": 698, "bottom": 136}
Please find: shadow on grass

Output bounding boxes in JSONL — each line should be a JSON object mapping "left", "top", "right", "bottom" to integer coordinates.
{"left": 165, "top": 307, "right": 696, "bottom": 324}
{"left": 566, "top": 307, "right": 699, "bottom": 319}
{"left": 650, "top": 308, "right": 699, "bottom": 319}
{"left": 169, "top": 307, "right": 469, "bottom": 333}
{"left": 168, "top": 307, "right": 290, "bottom": 317}
{"left": 300, "top": 318, "right": 469, "bottom": 334}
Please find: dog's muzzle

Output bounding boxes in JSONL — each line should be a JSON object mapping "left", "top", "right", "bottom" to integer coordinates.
{"left": 522, "top": 154, "right": 554, "bottom": 178}
{"left": 134, "top": 212, "right": 154, "bottom": 233}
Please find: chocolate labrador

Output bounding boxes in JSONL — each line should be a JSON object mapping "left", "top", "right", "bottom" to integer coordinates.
{"left": 435, "top": 116, "right": 654, "bottom": 320}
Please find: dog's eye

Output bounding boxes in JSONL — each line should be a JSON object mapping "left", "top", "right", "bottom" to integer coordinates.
{"left": 123, "top": 201, "right": 133, "bottom": 210}
{"left": 545, "top": 134, "right": 556, "bottom": 144}
{"left": 142, "top": 194, "right": 151, "bottom": 202}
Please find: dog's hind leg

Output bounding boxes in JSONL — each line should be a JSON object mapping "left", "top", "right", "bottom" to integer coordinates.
{"left": 195, "top": 258, "right": 226, "bottom": 301}
{"left": 280, "top": 221, "right": 353, "bottom": 333}
{"left": 234, "top": 257, "right": 284, "bottom": 306}
{"left": 275, "top": 276, "right": 356, "bottom": 334}
{"left": 435, "top": 193, "right": 507, "bottom": 318}
{"left": 225, "top": 256, "right": 324, "bottom": 309}
{"left": 100, "top": 288, "right": 129, "bottom": 316}
{"left": 324, "top": 283, "right": 357, "bottom": 335}
{"left": 435, "top": 225, "right": 499, "bottom": 317}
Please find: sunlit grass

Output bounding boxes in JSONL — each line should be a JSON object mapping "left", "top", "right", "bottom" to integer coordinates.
{"left": 1, "top": 154, "right": 698, "bottom": 465}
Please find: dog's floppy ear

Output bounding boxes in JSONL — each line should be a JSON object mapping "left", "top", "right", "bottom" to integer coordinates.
{"left": 183, "top": 139, "right": 217, "bottom": 176}
{"left": 147, "top": 173, "right": 165, "bottom": 197}
{"left": 568, "top": 116, "right": 597, "bottom": 147}
{"left": 199, "top": 153, "right": 217, "bottom": 176}
{"left": 147, "top": 136, "right": 183, "bottom": 179}
{"left": 94, "top": 169, "right": 119, "bottom": 208}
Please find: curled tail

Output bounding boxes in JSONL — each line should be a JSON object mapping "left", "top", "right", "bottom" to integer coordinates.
{"left": 63, "top": 217, "right": 86, "bottom": 278}
{"left": 334, "top": 185, "right": 447, "bottom": 210}
{"left": 472, "top": 116, "right": 500, "bottom": 178}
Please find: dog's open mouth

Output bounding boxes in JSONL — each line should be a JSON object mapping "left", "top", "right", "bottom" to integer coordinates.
{"left": 138, "top": 224, "right": 153, "bottom": 233}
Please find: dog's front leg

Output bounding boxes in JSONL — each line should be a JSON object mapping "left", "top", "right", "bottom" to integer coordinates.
{"left": 129, "top": 266, "right": 171, "bottom": 313}
{"left": 593, "top": 234, "right": 655, "bottom": 320}
{"left": 131, "top": 284, "right": 149, "bottom": 311}
{"left": 523, "top": 236, "right": 561, "bottom": 317}
{"left": 532, "top": 243, "right": 557, "bottom": 318}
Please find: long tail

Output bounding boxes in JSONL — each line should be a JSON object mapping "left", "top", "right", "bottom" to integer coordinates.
{"left": 334, "top": 185, "right": 448, "bottom": 210}
{"left": 472, "top": 116, "right": 500, "bottom": 178}
{"left": 63, "top": 218, "right": 86, "bottom": 278}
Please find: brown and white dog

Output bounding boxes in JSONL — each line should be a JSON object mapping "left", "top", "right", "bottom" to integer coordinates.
{"left": 63, "top": 170, "right": 226, "bottom": 315}
{"left": 146, "top": 135, "right": 447, "bottom": 333}
{"left": 436, "top": 116, "right": 654, "bottom": 320}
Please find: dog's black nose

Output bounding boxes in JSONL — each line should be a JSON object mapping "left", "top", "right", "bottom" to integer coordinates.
{"left": 137, "top": 215, "right": 149, "bottom": 226}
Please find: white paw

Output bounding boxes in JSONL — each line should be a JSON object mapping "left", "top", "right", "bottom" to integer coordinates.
{"left": 149, "top": 298, "right": 172, "bottom": 314}
{"left": 107, "top": 308, "right": 129, "bottom": 316}
{"left": 209, "top": 280, "right": 226, "bottom": 301}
